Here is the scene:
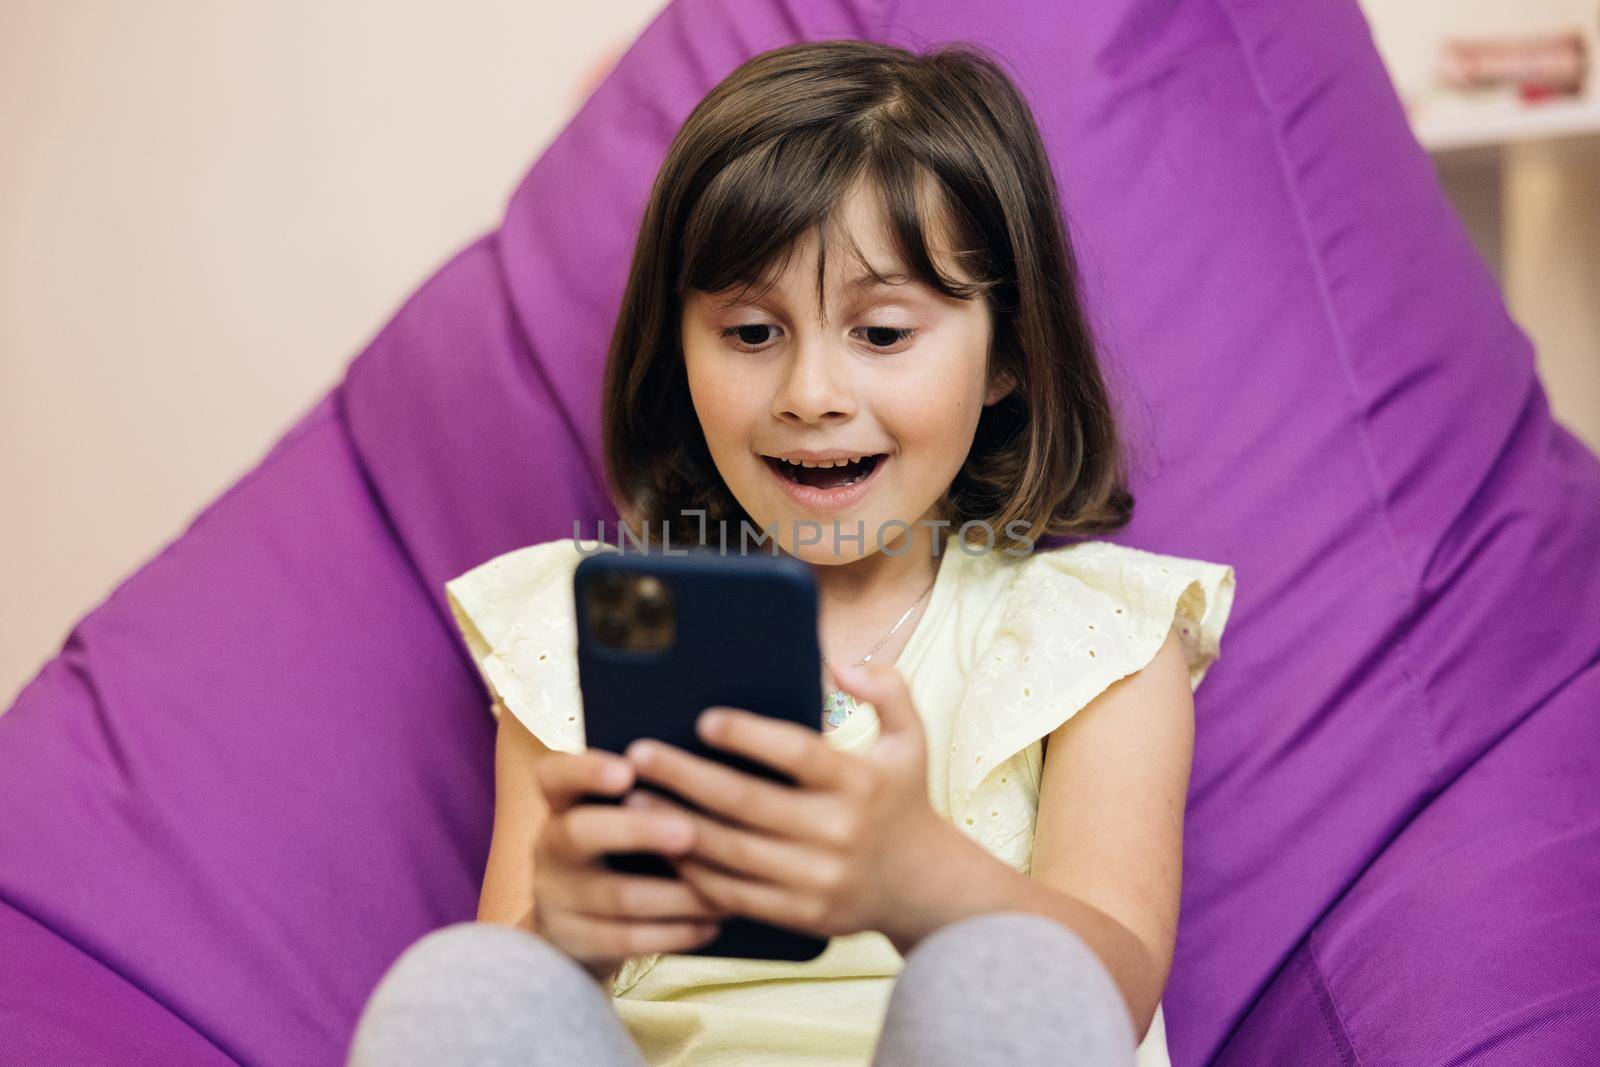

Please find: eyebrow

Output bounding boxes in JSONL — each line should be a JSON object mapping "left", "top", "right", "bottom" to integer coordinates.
{"left": 709, "top": 269, "right": 914, "bottom": 310}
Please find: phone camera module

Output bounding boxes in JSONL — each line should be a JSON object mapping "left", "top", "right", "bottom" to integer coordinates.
{"left": 585, "top": 571, "right": 676, "bottom": 654}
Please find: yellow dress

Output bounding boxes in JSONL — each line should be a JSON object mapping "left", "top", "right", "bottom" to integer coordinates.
{"left": 444, "top": 533, "right": 1237, "bottom": 1067}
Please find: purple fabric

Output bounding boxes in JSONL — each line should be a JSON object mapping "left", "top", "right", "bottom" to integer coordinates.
{"left": 3, "top": 0, "right": 1597, "bottom": 1064}
{"left": 0, "top": 906, "right": 231, "bottom": 1066}
{"left": 1216, "top": 660, "right": 1600, "bottom": 1064}
{"left": 0, "top": 382, "right": 498, "bottom": 1064}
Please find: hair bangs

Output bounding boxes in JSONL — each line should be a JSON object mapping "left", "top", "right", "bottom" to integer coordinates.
{"left": 678, "top": 125, "right": 989, "bottom": 320}
{"left": 857, "top": 144, "right": 994, "bottom": 305}
{"left": 676, "top": 125, "right": 859, "bottom": 308}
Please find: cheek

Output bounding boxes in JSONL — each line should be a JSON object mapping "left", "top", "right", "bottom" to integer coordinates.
{"left": 686, "top": 355, "right": 754, "bottom": 450}
{"left": 881, "top": 368, "right": 984, "bottom": 458}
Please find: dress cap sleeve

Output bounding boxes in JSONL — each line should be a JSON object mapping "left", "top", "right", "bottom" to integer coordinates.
{"left": 947, "top": 540, "right": 1237, "bottom": 822}
{"left": 442, "top": 538, "right": 619, "bottom": 753}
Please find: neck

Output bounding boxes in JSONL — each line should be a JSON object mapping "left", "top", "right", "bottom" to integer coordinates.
{"left": 805, "top": 510, "right": 948, "bottom": 670}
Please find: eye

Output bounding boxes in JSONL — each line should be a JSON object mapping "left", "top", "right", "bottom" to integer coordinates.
{"left": 720, "top": 324, "right": 779, "bottom": 350}
{"left": 853, "top": 325, "right": 916, "bottom": 351}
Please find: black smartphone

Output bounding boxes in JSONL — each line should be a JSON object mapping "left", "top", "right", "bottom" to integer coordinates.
{"left": 573, "top": 545, "right": 830, "bottom": 963}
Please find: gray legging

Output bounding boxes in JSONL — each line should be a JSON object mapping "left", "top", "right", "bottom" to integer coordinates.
{"left": 347, "top": 911, "right": 1138, "bottom": 1065}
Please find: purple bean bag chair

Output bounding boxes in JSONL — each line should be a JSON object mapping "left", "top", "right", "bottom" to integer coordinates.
{"left": 4, "top": 0, "right": 1598, "bottom": 1063}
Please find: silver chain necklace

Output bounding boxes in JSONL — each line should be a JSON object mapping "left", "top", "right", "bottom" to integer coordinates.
{"left": 820, "top": 574, "right": 937, "bottom": 732}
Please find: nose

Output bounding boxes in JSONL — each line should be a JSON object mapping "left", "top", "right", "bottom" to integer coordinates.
{"left": 772, "top": 332, "right": 857, "bottom": 425}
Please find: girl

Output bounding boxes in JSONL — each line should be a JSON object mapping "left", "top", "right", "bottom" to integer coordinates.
{"left": 352, "top": 38, "right": 1235, "bottom": 1067}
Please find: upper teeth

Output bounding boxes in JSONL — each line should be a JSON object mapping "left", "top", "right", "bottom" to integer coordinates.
{"left": 778, "top": 455, "right": 870, "bottom": 468}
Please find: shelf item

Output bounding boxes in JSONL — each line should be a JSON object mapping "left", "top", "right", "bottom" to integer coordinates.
{"left": 1436, "top": 32, "right": 1587, "bottom": 94}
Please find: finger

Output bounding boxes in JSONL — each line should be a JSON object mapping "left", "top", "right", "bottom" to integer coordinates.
{"left": 830, "top": 663, "right": 921, "bottom": 737}
{"left": 536, "top": 750, "right": 636, "bottom": 808}
{"left": 559, "top": 804, "right": 697, "bottom": 862}
{"left": 622, "top": 789, "right": 684, "bottom": 813}
{"left": 629, "top": 789, "right": 856, "bottom": 867}
{"left": 545, "top": 870, "right": 731, "bottom": 921}
{"left": 694, "top": 707, "right": 860, "bottom": 792}
{"left": 624, "top": 740, "right": 828, "bottom": 840}
{"left": 674, "top": 807, "right": 838, "bottom": 892}
{"left": 676, "top": 857, "right": 825, "bottom": 935}
{"left": 541, "top": 909, "right": 722, "bottom": 962}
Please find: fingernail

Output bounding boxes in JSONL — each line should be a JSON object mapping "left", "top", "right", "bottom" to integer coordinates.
{"left": 602, "top": 761, "right": 631, "bottom": 790}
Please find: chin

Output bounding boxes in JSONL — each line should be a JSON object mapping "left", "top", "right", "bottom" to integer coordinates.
{"left": 727, "top": 507, "right": 870, "bottom": 563}
{"left": 787, "top": 537, "right": 873, "bottom": 566}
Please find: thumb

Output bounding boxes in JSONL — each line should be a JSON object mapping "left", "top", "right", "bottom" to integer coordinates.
{"left": 830, "top": 661, "right": 921, "bottom": 737}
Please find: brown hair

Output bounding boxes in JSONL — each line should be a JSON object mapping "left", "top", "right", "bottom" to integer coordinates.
{"left": 600, "top": 39, "right": 1134, "bottom": 555}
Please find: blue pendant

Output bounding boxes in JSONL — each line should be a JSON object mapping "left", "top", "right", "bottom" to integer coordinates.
{"left": 824, "top": 689, "right": 857, "bottom": 731}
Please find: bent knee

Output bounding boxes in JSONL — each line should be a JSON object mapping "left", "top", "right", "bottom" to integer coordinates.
{"left": 373, "top": 921, "right": 576, "bottom": 1004}
{"left": 906, "top": 911, "right": 1107, "bottom": 977}
{"left": 897, "top": 912, "right": 1137, "bottom": 1043}
{"left": 350, "top": 922, "right": 599, "bottom": 1066}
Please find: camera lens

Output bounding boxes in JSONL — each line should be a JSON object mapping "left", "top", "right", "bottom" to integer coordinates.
{"left": 597, "top": 611, "right": 629, "bottom": 644}
{"left": 592, "top": 572, "right": 627, "bottom": 605}
{"left": 636, "top": 594, "right": 669, "bottom": 627}
{"left": 633, "top": 577, "right": 670, "bottom": 627}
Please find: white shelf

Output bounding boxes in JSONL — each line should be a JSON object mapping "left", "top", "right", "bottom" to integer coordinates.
{"left": 1415, "top": 95, "right": 1600, "bottom": 152}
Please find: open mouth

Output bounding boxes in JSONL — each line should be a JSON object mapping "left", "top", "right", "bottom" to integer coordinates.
{"left": 763, "top": 453, "right": 886, "bottom": 490}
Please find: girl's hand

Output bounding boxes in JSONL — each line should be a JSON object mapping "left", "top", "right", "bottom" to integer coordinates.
{"left": 529, "top": 749, "right": 731, "bottom": 983}
{"left": 622, "top": 662, "right": 955, "bottom": 950}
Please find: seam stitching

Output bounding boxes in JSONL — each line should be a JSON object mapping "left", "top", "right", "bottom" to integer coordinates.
{"left": 1304, "top": 933, "right": 1363, "bottom": 1066}
{"left": 487, "top": 233, "right": 613, "bottom": 522}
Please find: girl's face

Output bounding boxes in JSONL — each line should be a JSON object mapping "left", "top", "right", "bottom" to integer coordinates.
{"left": 681, "top": 180, "right": 1011, "bottom": 565}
